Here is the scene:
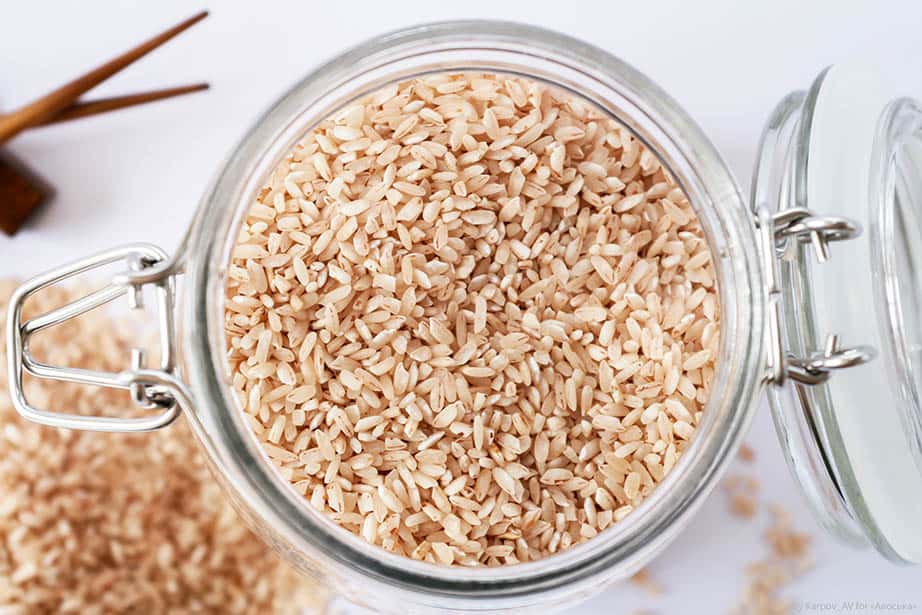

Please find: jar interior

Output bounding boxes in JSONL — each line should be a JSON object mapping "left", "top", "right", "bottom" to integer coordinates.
{"left": 225, "top": 68, "right": 726, "bottom": 559}
{"left": 182, "top": 22, "right": 764, "bottom": 608}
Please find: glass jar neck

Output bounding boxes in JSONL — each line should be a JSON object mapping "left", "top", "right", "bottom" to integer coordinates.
{"left": 176, "top": 20, "right": 766, "bottom": 608}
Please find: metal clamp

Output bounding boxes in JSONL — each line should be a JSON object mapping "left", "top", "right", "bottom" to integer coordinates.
{"left": 5, "top": 243, "right": 191, "bottom": 432}
{"left": 787, "top": 334, "right": 877, "bottom": 386}
{"left": 772, "top": 206, "right": 861, "bottom": 263}
{"left": 757, "top": 205, "right": 875, "bottom": 386}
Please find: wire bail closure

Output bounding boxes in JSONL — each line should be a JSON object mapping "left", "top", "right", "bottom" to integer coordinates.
{"left": 5, "top": 243, "right": 191, "bottom": 432}
{"left": 757, "top": 205, "right": 876, "bottom": 386}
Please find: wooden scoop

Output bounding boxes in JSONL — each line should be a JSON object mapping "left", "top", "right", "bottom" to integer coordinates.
{"left": 0, "top": 11, "right": 209, "bottom": 235}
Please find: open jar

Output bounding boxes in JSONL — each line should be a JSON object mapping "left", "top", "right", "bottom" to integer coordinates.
{"left": 6, "top": 21, "right": 921, "bottom": 613}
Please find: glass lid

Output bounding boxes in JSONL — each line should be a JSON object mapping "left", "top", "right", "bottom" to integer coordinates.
{"left": 753, "top": 63, "right": 922, "bottom": 564}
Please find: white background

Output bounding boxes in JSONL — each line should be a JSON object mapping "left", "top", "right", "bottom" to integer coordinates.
{"left": 2, "top": 1, "right": 922, "bottom": 612}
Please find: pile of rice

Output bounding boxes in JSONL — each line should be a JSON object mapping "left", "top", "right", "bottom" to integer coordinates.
{"left": 0, "top": 282, "right": 318, "bottom": 614}
{"left": 224, "top": 73, "right": 719, "bottom": 565}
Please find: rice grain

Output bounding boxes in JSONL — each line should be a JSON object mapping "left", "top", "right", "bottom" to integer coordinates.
{"left": 225, "top": 73, "right": 720, "bottom": 567}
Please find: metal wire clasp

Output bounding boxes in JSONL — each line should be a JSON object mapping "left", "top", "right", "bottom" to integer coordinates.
{"left": 772, "top": 207, "right": 861, "bottom": 263}
{"left": 757, "top": 205, "right": 876, "bottom": 386}
{"left": 5, "top": 243, "right": 192, "bottom": 432}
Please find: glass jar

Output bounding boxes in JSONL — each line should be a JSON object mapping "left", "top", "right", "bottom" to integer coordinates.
{"left": 6, "top": 20, "right": 921, "bottom": 613}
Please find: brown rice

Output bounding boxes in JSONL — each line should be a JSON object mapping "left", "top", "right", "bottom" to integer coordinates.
{"left": 0, "top": 282, "right": 317, "bottom": 614}
{"left": 224, "top": 73, "right": 720, "bottom": 566}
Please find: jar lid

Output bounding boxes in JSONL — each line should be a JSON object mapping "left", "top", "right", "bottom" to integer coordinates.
{"left": 753, "top": 63, "right": 922, "bottom": 563}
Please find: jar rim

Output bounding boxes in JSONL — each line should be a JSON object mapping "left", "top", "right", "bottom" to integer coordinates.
{"left": 755, "top": 73, "right": 870, "bottom": 547}
{"left": 179, "top": 20, "right": 766, "bottom": 607}
{"left": 872, "top": 96, "right": 922, "bottom": 482}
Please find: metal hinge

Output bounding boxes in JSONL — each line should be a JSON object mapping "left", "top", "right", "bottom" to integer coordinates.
{"left": 6, "top": 244, "right": 192, "bottom": 432}
{"left": 757, "top": 206, "right": 876, "bottom": 386}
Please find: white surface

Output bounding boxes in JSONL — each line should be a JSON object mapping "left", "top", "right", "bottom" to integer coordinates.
{"left": 2, "top": 1, "right": 922, "bottom": 612}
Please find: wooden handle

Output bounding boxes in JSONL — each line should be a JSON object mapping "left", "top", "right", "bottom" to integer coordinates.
{"left": 0, "top": 10, "right": 208, "bottom": 143}
{"left": 32, "top": 83, "right": 209, "bottom": 126}
{"left": 0, "top": 151, "right": 53, "bottom": 235}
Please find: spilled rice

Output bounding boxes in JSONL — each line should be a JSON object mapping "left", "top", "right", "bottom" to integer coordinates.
{"left": 0, "top": 282, "right": 317, "bottom": 614}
